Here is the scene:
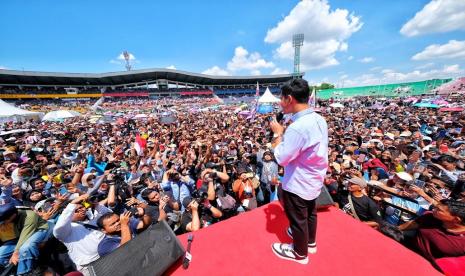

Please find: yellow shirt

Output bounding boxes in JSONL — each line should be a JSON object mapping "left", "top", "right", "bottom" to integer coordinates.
{"left": 0, "top": 222, "right": 17, "bottom": 242}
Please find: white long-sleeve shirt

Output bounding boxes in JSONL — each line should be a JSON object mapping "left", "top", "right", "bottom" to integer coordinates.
{"left": 274, "top": 108, "right": 329, "bottom": 200}
{"left": 53, "top": 203, "right": 105, "bottom": 268}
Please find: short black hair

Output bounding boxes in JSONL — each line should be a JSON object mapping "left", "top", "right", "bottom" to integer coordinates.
{"left": 439, "top": 155, "right": 457, "bottom": 164}
{"left": 97, "top": 212, "right": 117, "bottom": 229}
{"left": 443, "top": 200, "right": 465, "bottom": 224}
{"left": 280, "top": 78, "right": 310, "bottom": 104}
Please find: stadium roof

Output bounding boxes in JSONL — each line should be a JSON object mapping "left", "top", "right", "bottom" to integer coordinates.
{"left": 0, "top": 68, "right": 303, "bottom": 87}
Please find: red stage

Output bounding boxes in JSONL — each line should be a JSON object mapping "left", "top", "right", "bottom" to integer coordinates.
{"left": 167, "top": 202, "right": 441, "bottom": 276}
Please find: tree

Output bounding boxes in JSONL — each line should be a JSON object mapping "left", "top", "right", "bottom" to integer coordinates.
{"left": 310, "top": 83, "right": 335, "bottom": 91}
{"left": 319, "top": 83, "right": 335, "bottom": 90}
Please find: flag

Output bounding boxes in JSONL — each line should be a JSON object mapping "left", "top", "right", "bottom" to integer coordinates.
{"left": 91, "top": 97, "right": 105, "bottom": 111}
{"left": 308, "top": 87, "right": 316, "bottom": 108}
{"left": 248, "top": 82, "right": 260, "bottom": 121}
{"left": 134, "top": 133, "right": 147, "bottom": 156}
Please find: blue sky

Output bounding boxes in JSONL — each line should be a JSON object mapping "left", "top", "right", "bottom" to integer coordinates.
{"left": 1, "top": 0, "right": 464, "bottom": 87}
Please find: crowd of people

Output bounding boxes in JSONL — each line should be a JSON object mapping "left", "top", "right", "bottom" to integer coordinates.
{"left": 0, "top": 91, "right": 464, "bottom": 275}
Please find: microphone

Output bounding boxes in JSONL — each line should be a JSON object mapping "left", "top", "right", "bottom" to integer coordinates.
{"left": 276, "top": 112, "right": 284, "bottom": 122}
{"left": 182, "top": 234, "right": 194, "bottom": 269}
{"left": 268, "top": 112, "right": 284, "bottom": 141}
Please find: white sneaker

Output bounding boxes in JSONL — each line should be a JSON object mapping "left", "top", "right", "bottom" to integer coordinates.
{"left": 271, "top": 243, "right": 309, "bottom": 265}
{"left": 286, "top": 227, "right": 318, "bottom": 254}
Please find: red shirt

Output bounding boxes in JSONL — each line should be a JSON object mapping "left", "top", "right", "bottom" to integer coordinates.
{"left": 414, "top": 212, "right": 465, "bottom": 260}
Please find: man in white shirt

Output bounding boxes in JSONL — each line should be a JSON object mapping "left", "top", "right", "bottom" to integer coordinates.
{"left": 53, "top": 194, "right": 106, "bottom": 275}
{"left": 270, "top": 78, "right": 328, "bottom": 265}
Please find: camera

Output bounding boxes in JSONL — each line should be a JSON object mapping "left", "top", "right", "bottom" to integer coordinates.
{"left": 168, "top": 171, "right": 181, "bottom": 181}
{"left": 191, "top": 186, "right": 208, "bottom": 202}
{"left": 128, "top": 205, "right": 140, "bottom": 217}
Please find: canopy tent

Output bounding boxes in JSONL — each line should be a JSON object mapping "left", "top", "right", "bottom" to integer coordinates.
{"left": 42, "top": 110, "right": 82, "bottom": 121}
{"left": 439, "top": 107, "right": 464, "bottom": 112}
{"left": 413, "top": 102, "right": 439, "bottom": 108}
{"left": 329, "top": 103, "right": 344, "bottom": 108}
{"left": 0, "top": 99, "right": 43, "bottom": 123}
{"left": 258, "top": 88, "right": 280, "bottom": 103}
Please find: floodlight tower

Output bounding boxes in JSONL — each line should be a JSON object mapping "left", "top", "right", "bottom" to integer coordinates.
{"left": 123, "top": 50, "right": 132, "bottom": 71}
{"left": 292, "top": 33, "right": 304, "bottom": 77}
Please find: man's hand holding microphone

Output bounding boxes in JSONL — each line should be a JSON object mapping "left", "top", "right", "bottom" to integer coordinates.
{"left": 270, "top": 115, "right": 284, "bottom": 149}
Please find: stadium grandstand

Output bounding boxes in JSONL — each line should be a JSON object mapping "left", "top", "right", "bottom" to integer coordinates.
{"left": 318, "top": 78, "right": 451, "bottom": 99}
{"left": 0, "top": 68, "right": 298, "bottom": 99}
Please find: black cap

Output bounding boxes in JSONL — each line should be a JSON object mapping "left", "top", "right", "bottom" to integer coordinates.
{"left": 182, "top": 196, "right": 194, "bottom": 209}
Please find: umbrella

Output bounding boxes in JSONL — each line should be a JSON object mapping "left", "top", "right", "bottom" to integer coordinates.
{"left": 0, "top": 129, "right": 31, "bottom": 136}
{"left": 439, "top": 107, "right": 464, "bottom": 112}
{"left": 369, "top": 103, "right": 384, "bottom": 110}
{"left": 42, "top": 110, "right": 81, "bottom": 121}
{"left": 329, "top": 103, "right": 344, "bottom": 108}
{"left": 133, "top": 114, "right": 148, "bottom": 119}
{"left": 159, "top": 111, "right": 177, "bottom": 124}
{"left": 413, "top": 102, "right": 439, "bottom": 108}
{"left": 403, "top": 97, "right": 418, "bottom": 103}
{"left": 433, "top": 99, "right": 449, "bottom": 106}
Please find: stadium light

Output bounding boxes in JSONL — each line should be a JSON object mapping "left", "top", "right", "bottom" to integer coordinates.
{"left": 292, "top": 34, "right": 304, "bottom": 77}
{"left": 123, "top": 50, "right": 132, "bottom": 71}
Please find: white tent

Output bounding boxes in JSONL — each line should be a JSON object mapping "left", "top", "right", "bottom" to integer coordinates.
{"left": 0, "top": 99, "right": 43, "bottom": 123}
{"left": 258, "top": 87, "right": 280, "bottom": 103}
{"left": 42, "top": 110, "right": 82, "bottom": 121}
{"left": 329, "top": 103, "right": 344, "bottom": 108}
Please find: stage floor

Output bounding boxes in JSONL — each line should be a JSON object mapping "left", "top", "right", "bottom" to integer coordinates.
{"left": 168, "top": 202, "right": 440, "bottom": 276}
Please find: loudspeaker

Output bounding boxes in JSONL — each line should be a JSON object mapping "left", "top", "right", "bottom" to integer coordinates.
{"left": 88, "top": 221, "right": 185, "bottom": 276}
{"left": 316, "top": 185, "right": 334, "bottom": 210}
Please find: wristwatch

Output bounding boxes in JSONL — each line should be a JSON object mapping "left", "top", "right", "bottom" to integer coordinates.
{"left": 273, "top": 133, "right": 283, "bottom": 139}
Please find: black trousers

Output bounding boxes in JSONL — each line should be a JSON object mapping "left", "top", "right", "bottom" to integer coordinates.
{"left": 282, "top": 189, "right": 317, "bottom": 256}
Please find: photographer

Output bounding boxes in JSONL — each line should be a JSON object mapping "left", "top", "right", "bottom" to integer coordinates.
{"left": 232, "top": 167, "right": 257, "bottom": 211}
{"left": 97, "top": 207, "right": 151, "bottom": 257}
{"left": 179, "top": 196, "right": 222, "bottom": 233}
{"left": 161, "top": 168, "right": 195, "bottom": 212}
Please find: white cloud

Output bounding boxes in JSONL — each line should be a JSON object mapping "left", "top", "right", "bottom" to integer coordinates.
{"left": 265, "top": 0, "right": 362, "bottom": 70}
{"left": 400, "top": 0, "right": 465, "bottom": 37}
{"left": 202, "top": 66, "right": 231, "bottom": 76}
{"left": 359, "top": 57, "right": 375, "bottom": 63}
{"left": 370, "top": 66, "right": 382, "bottom": 72}
{"left": 412, "top": 40, "right": 465, "bottom": 61}
{"left": 226, "top": 46, "right": 275, "bottom": 73}
{"left": 166, "top": 65, "right": 176, "bottom": 70}
{"left": 415, "top": 62, "right": 435, "bottom": 70}
{"left": 348, "top": 56, "right": 354, "bottom": 61}
{"left": 0, "top": 66, "right": 7, "bottom": 70}
{"left": 343, "top": 64, "right": 464, "bottom": 87}
{"left": 340, "top": 74, "right": 348, "bottom": 80}
{"left": 271, "top": 68, "right": 290, "bottom": 75}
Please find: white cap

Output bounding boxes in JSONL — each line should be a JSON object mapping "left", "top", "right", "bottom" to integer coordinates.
{"left": 396, "top": 172, "right": 413, "bottom": 182}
